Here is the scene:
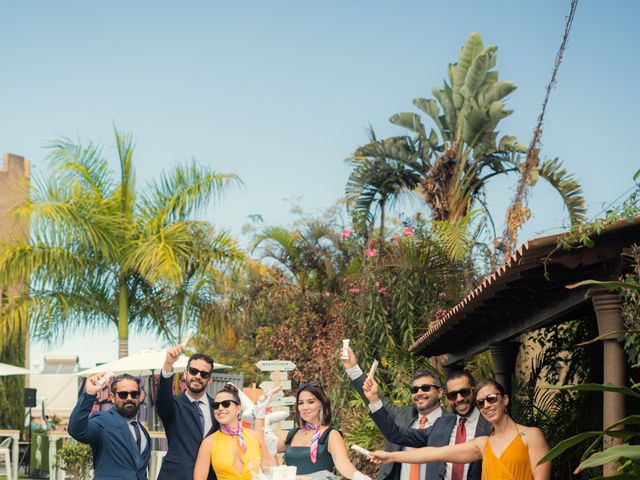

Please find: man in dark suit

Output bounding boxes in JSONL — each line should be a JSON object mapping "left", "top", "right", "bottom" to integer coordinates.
{"left": 342, "top": 348, "right": 447, "bottom": 480}
{"left": 69, "top": 373, "right": 151, "bottom": 480}
{"left": 156, "top": 346, "right": 219, "bottom": 480}
{"left": 364, "top": 370, "right": 492, "bottom": 480}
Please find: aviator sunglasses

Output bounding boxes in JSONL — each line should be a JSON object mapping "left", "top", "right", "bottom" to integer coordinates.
{"left": 187, "top": 366, "right": 212, "bottom": 379}
{"left": 410, "top": 384, "right": 440, "bottom": 394}
{"left": 213, "top": 399, "right": 239, "bottom": 410}
{"left": 445, "top": 387, "right": 473, "bottom": 401}
{"left": 475, "top": 393, "right": 501, "bottom": 409}
{"left": 115, "top": 390, "right": 140, "bottom": 400}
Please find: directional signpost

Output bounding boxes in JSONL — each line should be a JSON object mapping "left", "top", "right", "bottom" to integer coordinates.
{"left": 256, "top": 360, "right": 296, "bottom": 432}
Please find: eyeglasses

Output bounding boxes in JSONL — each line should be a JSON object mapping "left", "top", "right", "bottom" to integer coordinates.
{"left": 187, "top": 366, "right": 212, "bottom": 379}
{"left": 446, "top": 388, "right": 473, "bottom": 401}
{"left": 410, "top": 384, "right": 441, "bottom": 394}
{"left": 115, "top": 391, "right": 140, "bottom": 400}
{"left": 213, "top": 399, "right": 239, "bottom": 410}
{"left": 475, "top": 394, "right": 501, "bottom": 409}
{"left": 299, "top": 381, "right": 322, "bottom": 390}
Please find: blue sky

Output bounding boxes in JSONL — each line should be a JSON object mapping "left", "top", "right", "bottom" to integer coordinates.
{"left": 2, "top": 1, "right": 638, "bottom": 367}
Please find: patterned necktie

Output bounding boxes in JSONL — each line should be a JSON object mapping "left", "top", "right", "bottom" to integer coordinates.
{"left": 451, "top": 417, "right": 467, "bottom": 480}
{"left": 409, "top": 416, "right": 428, "bottom": 480}
{"left": 221, "top": 423, "right": 246, "bottom": 453}
{"left": 304, "top": 423, "right": 320, "bottom": 463}
{"left": 130, "top": 420, "right": 142, "bottom": 452}
{"left": 193, "top": 400, "right": 205, "bottom": 436}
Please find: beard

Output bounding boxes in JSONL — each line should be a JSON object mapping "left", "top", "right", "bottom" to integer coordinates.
{"left": 117, "top": 402, "right": 140, "bottom": 419}
{"left": 187, "top": 379, "right": 207, "bottom": 394}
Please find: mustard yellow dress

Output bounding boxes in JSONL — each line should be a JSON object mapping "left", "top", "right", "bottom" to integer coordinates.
{"left": 210, "top": 430, "right": 262, "bottom": 480}
{"left": 481, "top": 430, "right": 533, "bottom": 480}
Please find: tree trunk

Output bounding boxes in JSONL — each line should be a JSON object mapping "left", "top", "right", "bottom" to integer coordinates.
{"left": 118, "top": 276, "right": 129, "bottom": 358}
{"left": 379, "top": 199, "right": 386, "bottom": 241}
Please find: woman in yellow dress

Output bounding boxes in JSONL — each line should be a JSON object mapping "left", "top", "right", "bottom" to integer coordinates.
{"left": 367, "top": 380, "right": 551, "bottom": 480}
{"left": 193, "top": 384, "right": 276, "bottom": 480}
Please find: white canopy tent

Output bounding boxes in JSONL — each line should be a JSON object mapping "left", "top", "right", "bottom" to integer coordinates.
{"left": 75, "top": 349, "right": 231, "bottom": 377}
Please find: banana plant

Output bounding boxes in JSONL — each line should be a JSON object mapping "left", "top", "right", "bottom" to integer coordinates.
{"left": 347, "top": 32, "right": 585, "bottom": 233}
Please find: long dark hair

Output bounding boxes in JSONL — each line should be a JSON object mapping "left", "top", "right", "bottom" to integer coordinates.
{"left": 294, "top": 383, "right": 332, "bottom": 428}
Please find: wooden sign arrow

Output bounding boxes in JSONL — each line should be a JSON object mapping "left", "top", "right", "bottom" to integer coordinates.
{"left": 259, "top": 380, "right": 292, "bottom": 391}
{"left": 256, "top": 360, "right": 296, "bottom": 371}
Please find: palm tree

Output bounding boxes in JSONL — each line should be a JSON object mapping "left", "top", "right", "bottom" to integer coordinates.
{"left": 0, "top": 130, "right": 242, "bottom": 357}
{"left": 347, "top": 32, "right": 585, "bottom": 230}
{"left": 346, "top": 128, "right": 422, "bottom": 240}
{"left": 252, "top": 219, "right": 352, "bottom": 294}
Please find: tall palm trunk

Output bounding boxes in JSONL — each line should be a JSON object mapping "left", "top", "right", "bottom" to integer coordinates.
{"left": 379, "top": 198, "right": 386, "bottom": 241}
{"left": 118, "top": 275, "right": 128, "bottom": 358}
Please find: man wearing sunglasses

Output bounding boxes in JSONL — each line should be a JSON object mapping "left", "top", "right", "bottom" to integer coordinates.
{"left": 341, "top": 347, "right": 446, "bottom": 480}
{"left": 156, "top": 345, "right": 219, "bottom": 480}
{"left": 364, "top": 370, "right": 491, "bottom": 480}
{"left": 68, "top": 373, "right": 151, "bottom": 479}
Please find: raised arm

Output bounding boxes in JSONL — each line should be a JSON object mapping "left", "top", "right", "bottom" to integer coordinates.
{"left": 341, "top": 347, "right": 403, "bottom": 419}
{"left": 370, "top": 437, "right": 485, "bottom": 465}
{"left": 363, "top": 377, "right": 430, "bottom": 448}
{"left": 327, "top": 429, "right": 370, "bottom": 480}
{"left": 156, "top": 345, "right": 183, "bottom": 421}
{"left": 527, "top": 427, "right": 551, "bottom": 480}
{"left": 67, "top": 375, "right": 102, "bottom": 444}
{"left": 193, "top": 435, "right": 214, "bottom": 480}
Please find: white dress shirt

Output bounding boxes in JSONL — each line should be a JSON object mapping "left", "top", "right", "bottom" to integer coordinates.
{"left": 444, "top": 407, "right": 480, "bottom": 480}
{"left": 399, "top": 408, "right": 443, "bottom": 480}
{"left": 128, "top": 419, "right": 147, "bottom": 453}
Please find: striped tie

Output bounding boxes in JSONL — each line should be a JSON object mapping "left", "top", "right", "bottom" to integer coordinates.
{"left": 221, "top": 423, "right": 246, "bottom": 453}
{"left": 304, "top": 423, "right": 320, "bottom": 463}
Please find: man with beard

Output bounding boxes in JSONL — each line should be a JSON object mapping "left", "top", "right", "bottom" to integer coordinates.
{"left": 156, "top": 346, "right": 219, "bottom": 480}
{"left": 68, "top": 374, "right": 150, "bottom": 479}
{"left": 341, "top": 348, "right": 447, "bottom": 480}
{"left": 363, "top": 370, "right": 492, "bottom": 480}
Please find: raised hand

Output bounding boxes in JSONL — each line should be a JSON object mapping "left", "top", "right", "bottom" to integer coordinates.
{"left": 163, "top": 345, "right": 184, "bottom": 372}
{"left": 85, "top": 374, "right": 104, "bottom": 395}
{"left": 362, "top": 376, "right": 380, "bottom": 404}
{"left": 368, "top": 450, "right": 394, "bottom": 465}
{"left": 340, "top": 346, "right": 358, "bottom": 370}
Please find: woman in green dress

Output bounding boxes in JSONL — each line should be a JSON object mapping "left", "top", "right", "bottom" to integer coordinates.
{"left": 258, "top": 382, "right": 369, "bottom": 480}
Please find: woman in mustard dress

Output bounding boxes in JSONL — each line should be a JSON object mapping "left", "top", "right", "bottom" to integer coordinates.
{"left": 194, "top": 384, "right": 276, "bottom": 480}
{"left": 367, "top": 380, "right": 551, "bottom": 480}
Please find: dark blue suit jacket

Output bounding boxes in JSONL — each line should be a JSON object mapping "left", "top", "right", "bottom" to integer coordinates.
{"left": 351, "top": 373, "right": 443, "bottom": 480}
{"left": 68, "top": 391, "right": 151, "bottom": 480}
{"left": 371, "top": 405, "right": 492, "bottom": 480}
{"left": 155, "top": 374, "right": 219, "bottom": 480}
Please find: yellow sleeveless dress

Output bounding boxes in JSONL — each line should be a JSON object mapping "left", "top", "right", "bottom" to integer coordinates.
{"left": 210, "top": 430, "right": 262, "bottom": 480}
{"left": 481, "top": 429, "right": 533, "bottom": 480}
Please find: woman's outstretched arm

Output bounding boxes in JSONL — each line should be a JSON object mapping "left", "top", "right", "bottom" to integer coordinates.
{"left": 370, "top": 437, "right": 485, "bottom": 465}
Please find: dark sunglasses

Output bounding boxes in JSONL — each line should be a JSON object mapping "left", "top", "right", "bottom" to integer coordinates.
{"left": 299, "top": 381, "right": 322, "bottom": 389}
{"left": 410, "top": 384, "right": 441, "bottom": 394}
{"left": 115, "top": 390, "right": 140, "bottom": 400}
{"left": 446, "top": 387, "right": 473, "bottom": 401}
{"left": 475, "top": 393, "right": 501, "bottom": 409}
{"left": 213, "top": 399, "right": 239, "bottom": 410}
{"left": 187, "top": 366, "right": 212, "bottom": 379}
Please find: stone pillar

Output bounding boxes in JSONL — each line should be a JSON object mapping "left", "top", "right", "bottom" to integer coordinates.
{"left": 489, "top": 341, "right": 520, "bottom": 396}
{"left": 590, "top": 290, "right": 626, "bottom": 477}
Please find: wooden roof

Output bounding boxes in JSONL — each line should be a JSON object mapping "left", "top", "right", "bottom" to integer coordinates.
{"left": 410, "top": 217, "right": 640, "bottom": 362}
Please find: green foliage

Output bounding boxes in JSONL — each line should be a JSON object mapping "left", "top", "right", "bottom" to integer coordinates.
{"left": 540, "top": 383, "right": 640, "bottom": 478}
{"left": 56, "top": 442, "right": 93, "bottom": 480}
{"left": 0, "top": 130, "right": 242, "bottom": 355}
{"left": 0, "top": 324, "right": 26, "bottom": 430}
{"left": 347, "top": 32, "right": 585, "bottom": 248}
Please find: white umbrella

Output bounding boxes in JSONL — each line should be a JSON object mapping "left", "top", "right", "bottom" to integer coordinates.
{"left": 0, "top": 362, "right": 35, "bottom": 376}
{"left": 75, "top": 349, "right": 231, "bottom": 377}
